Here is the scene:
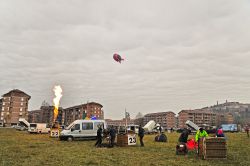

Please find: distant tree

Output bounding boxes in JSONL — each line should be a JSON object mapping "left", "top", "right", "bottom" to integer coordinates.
{"left": 41, "top": 100, "right": 50, "bottom": 107}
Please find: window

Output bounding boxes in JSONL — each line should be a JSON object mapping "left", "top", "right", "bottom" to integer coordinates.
{"left": 20, "top": 108, "right": 23, "bottom": 112}
{"left": 19, "top": 113, "right": 22, "bottom": 116}
{"left": 0, "top": 117, "right": 3, "bottom": 120}
{"left": 21, "top": 97, "right": 24, "bottom": 101}
{"left": 21, "top": 102, "right": 23, "bottom": 106}
{"left": 1, "top": 112, "right": 3, "bottom": 116}
{"left": 2, "top": 102, "right": 5, "bottom": 106}
{"left": 94, "top": 122, "right": 104, "bottom": 130}
{"left": 73, "top": 124, "right": 80, "bottom": 130}
{"left": 1, "top": 107, "right": 4, "bottom": 111}
{"left": 82, "top": 122, "right": 93, "bottom": 130}
{"left": 30, "top": 124, "right": 37, "bottom": 128}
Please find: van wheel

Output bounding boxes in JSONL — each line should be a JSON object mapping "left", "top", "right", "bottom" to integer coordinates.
{"left": 67, "top": 136, "right": 73, "bottom": 142}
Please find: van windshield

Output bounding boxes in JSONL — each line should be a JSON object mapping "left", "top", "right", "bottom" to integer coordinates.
{"left": 66, "top": 123, "right": 74, "bottom": 130}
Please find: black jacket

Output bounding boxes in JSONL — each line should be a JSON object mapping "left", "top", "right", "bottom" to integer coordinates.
{"left": 97, "top": 128, "right": 102, "bottom": 138}
{"left": 178, "top": 129, "right": 189, "bottom": 143}
{"left": 109, "top": 128, "right": 116, "bottom": 137}
{"left": 138, "top": 127, "right": 145, "bottom": 137}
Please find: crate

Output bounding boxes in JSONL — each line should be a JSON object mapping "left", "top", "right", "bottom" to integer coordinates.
{"left": 202, "top": 137, "right": 227, "bottom": 159}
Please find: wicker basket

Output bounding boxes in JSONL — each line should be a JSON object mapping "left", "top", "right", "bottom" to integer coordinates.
{"left": 117, "top": 134, "right": 129, "bottom": 147}
{"left": 202, "top": 137, "right": 227, "bottom": 159}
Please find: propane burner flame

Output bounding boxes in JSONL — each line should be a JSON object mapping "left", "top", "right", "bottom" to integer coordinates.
{"left": 53, "top": 85, "right": 62, "bottom": 122}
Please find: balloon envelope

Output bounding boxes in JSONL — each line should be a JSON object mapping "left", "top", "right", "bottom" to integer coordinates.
{"left": 113, "top": 53, "right": 124, "bottom": 63}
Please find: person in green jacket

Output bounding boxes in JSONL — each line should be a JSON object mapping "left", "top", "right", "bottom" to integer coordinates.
{"left": 195, "top": 128, "right": 208, "bottom": 142}
{"left": 195, "top": 128, "right": 208, "bottom": 155}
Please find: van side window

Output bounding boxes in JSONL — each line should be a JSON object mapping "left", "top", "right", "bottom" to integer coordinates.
{"left": 82, "top": 123, "right": 93, "bottom": 130}
{"left": 94, "top": 122, "right": 104, "bottom": 130}
{"left": 74, "top": 124, "right": 80, "bottom": 130}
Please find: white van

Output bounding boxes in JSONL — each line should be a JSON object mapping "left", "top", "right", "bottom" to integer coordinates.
{"left": 28, "top": 123, "right": 50, "bottom": 134}
{"left": 59, "top": 120, "right": 106, "bottom": 141}
{"left": 127, "top": 125, "right": 139, "bottom": 134}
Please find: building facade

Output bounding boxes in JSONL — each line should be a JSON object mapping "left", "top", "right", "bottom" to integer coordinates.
{"left": 105, "top": 118, "right": 135, "bottom": 127}
{"left": 216, "top": 113, "right": 234, "bottom": 126}
{"left": 143, "top": 111, "right": 176, "bottom": 129}
{"left": 28, "top": 106, "right": 63, "bottom": 126}
{"left": 178, "top": 110, "right": 217, "bottom": 129}
{"left": 0, "top": 89, "right": 30, "bottom": 126}
{"left": 63, "top": 102, "right": 104, "bottom": 126}
{"left": 28, "top": 110, "right": 42, "bottom": 123}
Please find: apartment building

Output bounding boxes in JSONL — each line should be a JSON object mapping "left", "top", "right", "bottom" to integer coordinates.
{"left": 105, "top": 118, "right": 135, "bottom": 127}
{"left": 63, "top": 102, "right": 104, "bottom": 126}
{"left": 0, "top": 89, "right": 31, "bottom": 126}
{"left": 143, "top": 111, "right": 176, "bottom": 129}
{"left": 178, "top": 109, "right": 217, "bottom": 129}
{"left": 28, "top": 106, "right": 63, "bottom": 126}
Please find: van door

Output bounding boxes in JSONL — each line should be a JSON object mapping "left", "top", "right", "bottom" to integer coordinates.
{"left": 70, "top": 123, "right": 81, "bottom": 139}
{"left": 80, "top": 122, "right": 94, "bottom": 139}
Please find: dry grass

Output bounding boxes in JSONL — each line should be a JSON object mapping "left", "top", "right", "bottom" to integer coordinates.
{"left": 0, "top": 128, "right": 250, "bottom": 166}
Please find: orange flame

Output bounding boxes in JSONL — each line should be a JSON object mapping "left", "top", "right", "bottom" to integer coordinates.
{"left": 53, "top": 85, "right": 63, "bottom": 122}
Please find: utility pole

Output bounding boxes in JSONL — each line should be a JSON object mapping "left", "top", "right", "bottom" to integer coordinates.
{"left": 125, "top": 108, "right": 127, "bottom": 133}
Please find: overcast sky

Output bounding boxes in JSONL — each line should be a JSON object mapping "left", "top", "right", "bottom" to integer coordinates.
{"left": 1, "top": 0, "right": 250, "bottom": 119}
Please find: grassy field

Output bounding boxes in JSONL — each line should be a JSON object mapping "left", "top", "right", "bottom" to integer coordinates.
{"left": 0, "top": 128, "right": 250, "bottom": 166}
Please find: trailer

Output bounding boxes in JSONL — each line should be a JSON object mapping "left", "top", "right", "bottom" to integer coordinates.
{"left": 28, "top": 123, "right": 50, "bottom": 134}
{"left": 18, "top": 118, "right": 30, "bottom": 131}
{"left": 221, "top": 124, "right": 238, "bottom": 132}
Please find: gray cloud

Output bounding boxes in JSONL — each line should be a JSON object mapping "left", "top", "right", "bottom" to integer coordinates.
{"left": 1, "top": 0, "right": 250, "bottom": 119}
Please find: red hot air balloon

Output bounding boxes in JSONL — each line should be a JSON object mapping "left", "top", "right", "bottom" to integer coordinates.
{"left": 113, "top": 53, "right": 124, "bottom": 63}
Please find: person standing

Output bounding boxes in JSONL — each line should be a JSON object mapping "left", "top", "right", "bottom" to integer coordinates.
{"left": 159, "top": 125, "right": 162, "bottom": 134}
{"left": 195, "top": 128, "right": 208, "bottom": 156}
{"left": 138, "top": 125, "right": 145, "bottom": 147}
{"left": 109, "top": 125, "right": 116, "bottom": 147}
{"left": 95, "top": 125, "right": 103, "bottom": 147}
{"left": 245, "top": 126, "right": 249, "bottom": 138}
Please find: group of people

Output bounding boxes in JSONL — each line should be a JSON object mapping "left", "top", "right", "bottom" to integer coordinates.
{"left": 178, "top": 127, "right": 226, "bottom": 155}
{"left": 95, "top": 124, "right": 249, "bottom": 150}
{"left": 95, "top": 125, "right": 116, "bottom": 148}
{"left": 95, "top": 125, "right": 145, "bottom": 148}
